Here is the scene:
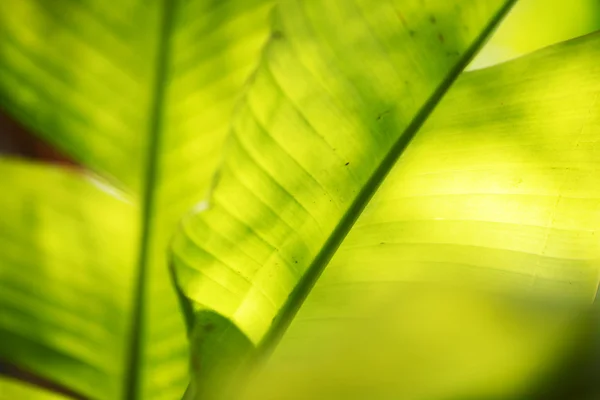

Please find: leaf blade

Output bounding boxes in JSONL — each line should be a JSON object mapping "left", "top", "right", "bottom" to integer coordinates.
{"left": 0, "top": 160, "right": 137, "bottom": 399}
{"left": 0, "top": 0, "right": 275, "bottom": 398}
{"left": 247, "top": 31, "right": 600, "bottom": 400}
{"left": 0, "top": 376, "right": 72, "bottom": 400}
{"left": 170, "top": 0, "right": 516, "bottom": 393}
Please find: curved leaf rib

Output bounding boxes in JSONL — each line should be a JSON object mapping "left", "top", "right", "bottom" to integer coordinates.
{"left": 170, "top": 0, "right": 516, "bottom": 393}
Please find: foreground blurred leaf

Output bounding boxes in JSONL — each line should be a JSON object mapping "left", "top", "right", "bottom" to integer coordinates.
{"left": 0, "top": 0, "right": 274, "bottom": 398}
{"left": 169, "top": 0, "right": 516, "bottom": 397}
{"left": 244, "top": 32, "right": 600, "bottom": 399}
{"left": 244, "top": 288, "right": 586, "bottom": 400}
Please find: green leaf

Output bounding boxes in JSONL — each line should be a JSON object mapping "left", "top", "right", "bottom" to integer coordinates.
{"left": 0, "top": 376, "right": 70, "bottom": 400}
{"left": 0, "top": 159, "right": 137, "bottom": 399}
{"left": 0, "top": 0, "right": 274, "bottom": 399}
{"left": 243, "top": 289, "right": 585, "bottom": 400}
{"left": 0, "top": 0, "right": 274, "bottom": 193}
{"left": 169, "top": 0, "right": 516, "bottom": 395}
{"left": 242, "top": 32, "right": 600, "bottom": 400}
{"left": 468, "top": 0, "right": 600, "bottom": 70}
{"left": 316, "top": 32, "right": 600, "bottom": 304}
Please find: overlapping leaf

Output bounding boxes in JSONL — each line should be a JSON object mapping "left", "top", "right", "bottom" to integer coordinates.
{"left": 169, "top": 0, "right": 516, "bottom": 396}
{"left": 244, "top": 32, "right": 600, "bottom": 400}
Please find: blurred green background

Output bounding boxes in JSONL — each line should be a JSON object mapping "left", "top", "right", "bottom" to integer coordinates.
{"left": 471, "top": 0, "right": 600, "bottom": 69}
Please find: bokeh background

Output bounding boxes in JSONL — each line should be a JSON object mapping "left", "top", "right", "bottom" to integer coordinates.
{"left": 470, "top": 0, "right": 600, "bottom": 70}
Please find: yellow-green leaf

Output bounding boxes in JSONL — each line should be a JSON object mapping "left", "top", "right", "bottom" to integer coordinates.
{"left": 169, "top": 0, "right": 516, "bottom": 396}
{"left": 0, "top": 376, "right": 71, "bottom": 400}
{"left": 245, "top": 31, "right": 600, "bottom": 400}
{"left": 0, "top": 159, "right": 137, "bottom": 399}
{"left": 0, "top": 0, "right": 274, "bottom": 398}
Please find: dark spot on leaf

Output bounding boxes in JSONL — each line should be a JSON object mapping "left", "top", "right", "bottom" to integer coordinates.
{"left": 271, "top": 30, "right": 284, "bottom": 40}
{"left": 429, "top": 15, "right": 436, "bottom": 24}
{"left": 377, "top": 109, "right": 392, "bottom": 120}
{"left": 438, "top": 33, "right": 444, "bottom": 43}
{"left": 380, "top": 242, "right": 385, "bottom": 245}
{"left": 409, "top": 30, "right": 416, "bottom": 37}
{"left": 345, "top": 162, "right": 349, "bottom": 166}
{"left": 203, "top": 323, "right": 215, "bottom": 332}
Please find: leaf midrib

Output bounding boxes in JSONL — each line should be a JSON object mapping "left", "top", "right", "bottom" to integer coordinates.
{"left": 254, "top": 0, "right": 519, "bottom": 362}
{"left": 124, "top": 0, "right": 176, "bottom": 399}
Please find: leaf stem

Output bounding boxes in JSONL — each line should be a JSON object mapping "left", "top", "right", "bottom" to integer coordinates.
{"left": 124, "top": 1, "right": 175, "bottom": 398}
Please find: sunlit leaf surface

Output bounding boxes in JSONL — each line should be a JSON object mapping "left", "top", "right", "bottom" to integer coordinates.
{"left": 244, "top": 32, "right": 600, "bottom": 400}
{"left": 169, "top": 0, "right": 516, "bottom": 396}
{"left": 2, "top": 0, "right": 598, "bottom": 398}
